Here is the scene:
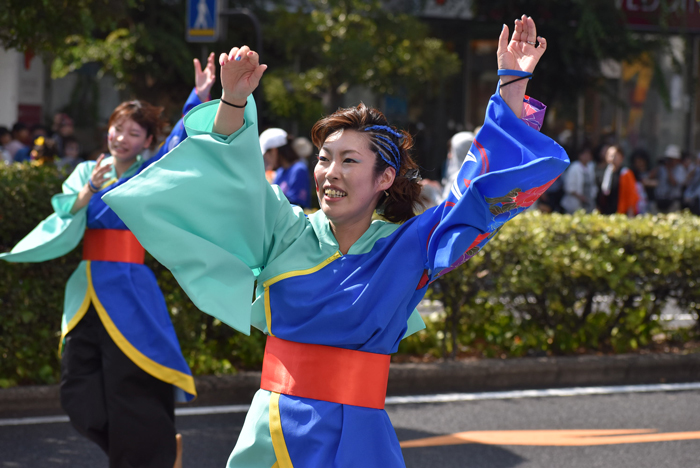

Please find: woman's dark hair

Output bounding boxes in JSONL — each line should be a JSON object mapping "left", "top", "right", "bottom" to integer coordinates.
{"left": 108, "top": 100, "right": 163, "bottom": 148}
{"left": 311, "top": 103, "right": 422, "bottom": 223}
{"left": 277, "top": 135, "right": 300, "bottom": 165}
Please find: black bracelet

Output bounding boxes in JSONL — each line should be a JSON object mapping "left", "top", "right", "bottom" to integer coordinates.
{"left": 500, "top": 75, "right": 532, "bottom": 88}
{"left": 87, "top": 179, "right": 100, "bottom": 193}
{"left": 221, "top": 98, "right": 247, "bottom": 108}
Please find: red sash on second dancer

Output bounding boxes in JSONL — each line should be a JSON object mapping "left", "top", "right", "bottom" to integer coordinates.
{"left": 83, "top": 229, "right": 145, "bottom": 264}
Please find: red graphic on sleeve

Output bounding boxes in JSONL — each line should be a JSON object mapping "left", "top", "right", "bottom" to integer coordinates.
{"left": 473, "top": 140, "right": 490, "bottom": 175}
{"left": 513, "top": 178, "right": 558, "bottom": 208}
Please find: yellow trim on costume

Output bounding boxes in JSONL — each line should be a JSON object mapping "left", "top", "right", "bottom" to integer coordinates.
{"left": 58, "top": 276, "right": 93, "bottom": 355}
{"left": 269, "top": 392, "right": 294, "bottom": 468}
{"left": 262, "top": 252, "right": 342, "bottom": 336}
{"left": 85, "top": 262, "right": 197, "bottom": 396}
{"left": 101, "top": 177, "right": 118, "bottom": 190}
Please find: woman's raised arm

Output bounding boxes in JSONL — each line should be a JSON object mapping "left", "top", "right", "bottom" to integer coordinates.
{"left": 497, "top": 15, "right": 547, "bottom": 117}
{"left": 213, "top": 45, "right": 267, "bottom": 135}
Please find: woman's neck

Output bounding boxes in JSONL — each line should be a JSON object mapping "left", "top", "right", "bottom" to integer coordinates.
{"left": 114, "top": 157, "right": 137, "bottom": 178}
{"left": 329, "top": 216, "right": 373, "bottom": 255}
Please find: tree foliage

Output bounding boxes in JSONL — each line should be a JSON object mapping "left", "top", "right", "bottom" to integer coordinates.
{"left": 0, "top": 0, "right": 138, "bottom": 54}
{"left": 261, "top": 0, "right": 461, "bottom": 127}
{"left": 471, "top": 0, "right": 668, "bottom": 115}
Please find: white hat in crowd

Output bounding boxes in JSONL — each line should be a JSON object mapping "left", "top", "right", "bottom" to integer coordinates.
{"left": 260, "top": 128, "right": 288, "bottom": 154}
{"left": 664, "top": 144, "right": 681, "bottom": 159}
{"left": 292, "top": 137, "right": 314, "bottom": 160}
{"left": 450, "top": 131, "right": 476, "bottom": 165}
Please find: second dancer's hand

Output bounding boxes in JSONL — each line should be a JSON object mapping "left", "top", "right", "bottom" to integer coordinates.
{"left": 194, "top": 52, "right": 217, "bottom": 102}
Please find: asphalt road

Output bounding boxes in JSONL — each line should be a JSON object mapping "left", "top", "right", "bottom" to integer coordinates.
{"left": 1, "top": 387, "right": 699, "bottom": 467}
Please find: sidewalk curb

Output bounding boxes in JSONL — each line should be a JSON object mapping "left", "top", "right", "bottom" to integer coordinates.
{"left": 1, "top": 352, "right": 698, "bottom": 416}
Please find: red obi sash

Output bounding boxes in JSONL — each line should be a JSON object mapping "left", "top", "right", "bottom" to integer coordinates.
{"left": 82, "top": 229, "right": 145, "bottom": 264}
{"left": 260, "top": 335, "right": 391, "bottom": 409}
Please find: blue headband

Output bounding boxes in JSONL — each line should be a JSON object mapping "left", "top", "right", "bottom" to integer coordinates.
{"left": 363, "top": 125, "right": 402, "bottom": 171}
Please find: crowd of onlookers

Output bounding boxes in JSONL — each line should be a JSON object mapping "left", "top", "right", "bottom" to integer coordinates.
{"left": 0, "top": 113, "right": 83, "bottom": 170}
{"left": 540, "top": 142, "right": 700, "bottom": 216}
{"left": 417, "top": 131, "right": 700, "bottom": 217}
{"left": 4, "top": 113, "right": 700, "bottom": 218}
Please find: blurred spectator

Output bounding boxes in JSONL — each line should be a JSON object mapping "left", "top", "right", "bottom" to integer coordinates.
{"left": 537, "top": 175, "right": 564, "bottom": 213}
{"left": 14, "top": 124, "right": 49, "bottom": 163}
{"left": 418, "top": 179, "right": 442, "bottom": 208}
{"left": 598, "top": 144, "right": 638, "bottom": 217}
{"left": 561, "top": 145, "right": 597, "bottom": 213}
{"left": 681, "top": 150, "right": 696, "bottom": 174}
{"left": 0, "top": 126, "right": 11, "bottom": 164}
{"left": 292, "top": 136, "right": 314, "bottom": 163}
{"left": 6, "top": 122, "right": 30, "bottom": 158}
{"left": 683, "top": 152, "right": 700, "bottom": 215}
{"left": 28, "top": 136, "right": 60, "bottom": 166}
{"left": 52, "top": 113, "right": 75, "bottom": 157}
{"left": 440, "top": 131, "right": 475, "bottom": 202}
{"left": 260, "top": 128, "right": 311, "bottom": 208}
{"left": 631, "top": 148, "right": 657, "bottom": 207}
{"left": 56, "top": 136, "right": 83, "bottom": 171}
{"left": 654, "top": 144, "right": 686, "bottom": 213}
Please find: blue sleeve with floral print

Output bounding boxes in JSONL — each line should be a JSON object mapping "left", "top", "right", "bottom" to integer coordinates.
{"left": 413, "top": 90, "right": 569, "bottom": 284}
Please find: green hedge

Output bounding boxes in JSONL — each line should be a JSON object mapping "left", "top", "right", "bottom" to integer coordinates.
{"left": 400, "top": 210, "right": 700, "bottom": 359}
{"left": 1, "top": 164, "right": 698, "bottom": 387}
{"left": 0, "top": 163, "right": 265, "bottom": 387}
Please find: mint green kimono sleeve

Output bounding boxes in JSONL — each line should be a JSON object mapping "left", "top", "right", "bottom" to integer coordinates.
{"left": 0, "top": 162, "right": 92, "bottom": 263}
{"left": 103, "top": 96, "right": 304, "bottom": 335}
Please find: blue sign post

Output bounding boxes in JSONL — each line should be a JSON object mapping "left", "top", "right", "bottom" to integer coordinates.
{"left": 186, "top": 0, "right": 219, "bottom": 43}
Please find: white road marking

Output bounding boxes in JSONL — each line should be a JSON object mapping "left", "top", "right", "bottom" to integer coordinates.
{"left": 383, "top": 382, "right": 700, "bottom": 405}
{"left": 1, "top": 382, "right": 699, "bottom": 426}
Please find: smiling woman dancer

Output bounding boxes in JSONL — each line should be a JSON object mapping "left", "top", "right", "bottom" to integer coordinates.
{"left": 105, "top": 16, "right": 568, "bottom": 468}
{"left": 1, "top": 54, "right": 218, "bottom": 468}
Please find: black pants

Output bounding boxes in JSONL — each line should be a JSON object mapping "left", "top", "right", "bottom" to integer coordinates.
{"left": 60, "top": 306, "right": 176, "bottom": 468}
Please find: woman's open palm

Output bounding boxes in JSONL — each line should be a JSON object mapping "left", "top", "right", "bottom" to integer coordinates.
{"left": 498, "top": 15, "right": 547, "bottom": 74}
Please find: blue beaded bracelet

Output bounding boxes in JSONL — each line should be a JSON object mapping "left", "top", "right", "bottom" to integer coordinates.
{"left": 497, "top": 69, "right": 533, "bottom": 78}
{"left": 497, "top": 69, "right": 532, "bottom": 88}
{"left": 88, "top": 179, "right": 100, "bottom": 193}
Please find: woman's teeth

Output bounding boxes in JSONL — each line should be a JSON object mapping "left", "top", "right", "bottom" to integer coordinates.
{"left": 325, "top": 189, "right": 347, "bottom": 198}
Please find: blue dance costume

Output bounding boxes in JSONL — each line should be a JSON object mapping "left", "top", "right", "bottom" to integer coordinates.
{"left": 0, "top": 89, "right": 205, "bottom": 401}
{"left": 104, "top": 87, "right": 569, "bottom": 467}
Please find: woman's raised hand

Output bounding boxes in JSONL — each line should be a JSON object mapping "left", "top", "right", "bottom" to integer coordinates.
{"left": 497, "top": 15, "right": 547, "bottom": 74}
{"left": 90, "top": 154, "right": 112, "bottom": 190}
{"left": 219, "top": 46, "right": 267, "bottom": 105}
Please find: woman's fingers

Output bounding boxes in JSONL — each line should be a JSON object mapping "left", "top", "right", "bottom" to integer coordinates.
{"left": 227, "top": 47, "right": 240, "bottom": 61}
{"left": 526, "top": 16, "right": 537, "bottom": 45}
{"left": 252, "top": 64, "right": 268, "bottom": 84}
{"left": 97, "top": 164, "right": 111, "bottom": 177}
{"left": 537, "top": 36, "right": 547, "bottom": 54}
{"left": 498, "top": 24, "right": 509, "bottom": 55}
{"left": 512, "top": 18, "right": 522, "bottom": 43}
{"left": 235, "top": 45, "right": 250, "bottom": 61}
{"left": 246, "top": 50, "right": 260, "bottom": 67}
{"left": 219, "top": 52, "right": 229, "bottom": 67}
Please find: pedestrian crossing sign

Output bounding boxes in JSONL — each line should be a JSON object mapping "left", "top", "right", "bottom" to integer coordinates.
{"left": 186, "top": 0, "right": 219, "bottom": 42}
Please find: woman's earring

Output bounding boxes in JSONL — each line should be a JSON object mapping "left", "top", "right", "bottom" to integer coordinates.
{"left": 384, "top": 190, "right": 389, "bottom": 197}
